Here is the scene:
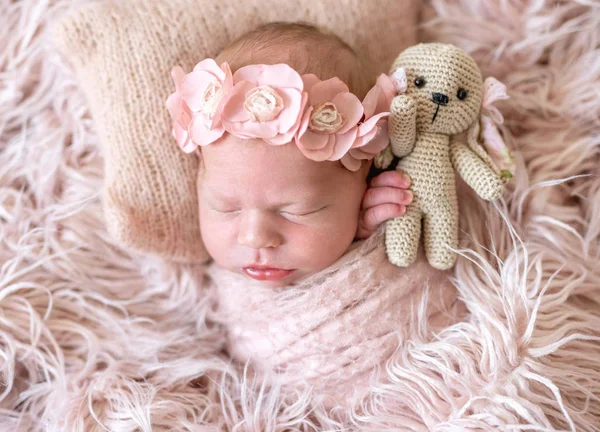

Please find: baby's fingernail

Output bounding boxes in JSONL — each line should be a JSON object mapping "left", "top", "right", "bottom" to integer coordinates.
{"left": 400, "top": 173, "right": 411, "bottom": 186}
{"left": 404, "top": 191, "right": 413, "bottom": 202}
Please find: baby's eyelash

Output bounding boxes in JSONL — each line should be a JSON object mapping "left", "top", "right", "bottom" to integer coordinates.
{"left": 281, "top": 206, "right": 327, "bottom": 217}
{"left": 213, "top": 208, "right": 240, "bottom": 215}
{"left": 211, "top": 206, "right": 328, "bottom": 217}
{"left": 281, "top": 211, "right": 309, "bottom": 217}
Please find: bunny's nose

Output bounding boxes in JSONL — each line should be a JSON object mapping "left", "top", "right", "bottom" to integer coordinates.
{"left": 432, "top": 92, "right": 449, "bottom": 105}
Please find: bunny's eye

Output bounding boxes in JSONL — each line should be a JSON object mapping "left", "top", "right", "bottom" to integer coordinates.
{"left": 414, "top": 77, "right": 426, "bottom": 88}
{"left": 457, "top": 88, "right": 468, "bottom": 100}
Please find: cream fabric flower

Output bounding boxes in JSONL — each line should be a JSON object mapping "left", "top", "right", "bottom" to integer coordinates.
{"left": 244, "top": 85, "right": 285, "bottom": 122}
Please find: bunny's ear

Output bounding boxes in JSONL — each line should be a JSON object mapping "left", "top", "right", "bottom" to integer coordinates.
{"left": 481, "top": 77, "right": 509, "bottom": 123}
{"left": 372, "top": 67, "right": 408, "bottom": 170}
{"left": 390, "top": 67, "right": 408, "bottom": 94}
{"left": 466, "top": 77, "right": 515, "bottom": 181}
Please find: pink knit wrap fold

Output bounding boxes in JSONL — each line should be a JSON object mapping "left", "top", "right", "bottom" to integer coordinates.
{"left": 208, "top": 227, "right": 461, "bottom": 405}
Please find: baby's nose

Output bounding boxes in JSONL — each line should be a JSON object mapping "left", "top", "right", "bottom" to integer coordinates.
{"left": 237, "top": 211, "right": 282, "bottom": 249}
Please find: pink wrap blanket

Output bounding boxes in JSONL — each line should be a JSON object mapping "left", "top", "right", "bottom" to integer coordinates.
{"left": 208, "top": 227, "right": 463, "bottom": 407}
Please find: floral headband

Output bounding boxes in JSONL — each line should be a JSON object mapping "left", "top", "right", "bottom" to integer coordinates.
{"left": 166, "top": 59, "right": 400, "bottom": 171}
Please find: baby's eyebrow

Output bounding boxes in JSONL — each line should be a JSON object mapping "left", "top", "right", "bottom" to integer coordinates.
{"left": 278, "top": 194, "right": 327, "bottom": 208}
{"left": 205, "top": 190, "right": 238, "bottom": 203}
{"left": 206, "top": 187, "right": 328, "bottom": 207}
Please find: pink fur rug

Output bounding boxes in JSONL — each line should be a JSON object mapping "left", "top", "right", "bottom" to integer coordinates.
{"left": 1, "top": 0, "right": 599, "bottom": 430}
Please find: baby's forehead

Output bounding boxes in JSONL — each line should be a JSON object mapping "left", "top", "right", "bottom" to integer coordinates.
{"left": 200, "top": 137, "right": 343, "bottom": 198}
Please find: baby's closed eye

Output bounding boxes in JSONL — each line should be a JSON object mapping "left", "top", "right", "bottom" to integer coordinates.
{"left": 211, "top": 208, "right": 241, "bottom": 215}
{"left": 280, "top": 205, "right": 329, "bottom": 218}
{"left": 210, "top": 205, "right": 329, "bottom": 218}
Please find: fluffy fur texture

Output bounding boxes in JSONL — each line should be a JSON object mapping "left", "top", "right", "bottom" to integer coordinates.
{"left": 1, "top": 0, "right": 599, "bottom": 430}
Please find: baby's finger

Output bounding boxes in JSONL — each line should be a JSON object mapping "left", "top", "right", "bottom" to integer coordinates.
{"left": 369, "top": 170, "right": 411, "bottom": 189}
{"left": 362, "top": 186, "right": 413, "bottom": 210}
{"left": 361, "top": 203, "right": 406, "bottom": 232}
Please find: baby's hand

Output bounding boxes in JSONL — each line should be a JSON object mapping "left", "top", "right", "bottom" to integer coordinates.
{"left": 356, "top": 171, "right": 413, "bottom": 240}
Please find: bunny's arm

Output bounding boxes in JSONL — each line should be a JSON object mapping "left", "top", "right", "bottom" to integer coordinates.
{"left": 388, "top": 95, "right": 417, "bottom": 157}
{"left": 450, "top": 139, "right": 503, "bottom": 201}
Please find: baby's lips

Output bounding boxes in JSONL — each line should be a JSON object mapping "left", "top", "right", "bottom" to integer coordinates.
{"left": 242, "top": 267, "right": 296, "bottom": 281}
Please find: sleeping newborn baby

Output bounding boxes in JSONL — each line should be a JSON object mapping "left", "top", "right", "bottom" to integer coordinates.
{"left": 167, "top": 22, "right": 458, "bottom": 407}
{"left": 196, "top": 23, "right": 412, "bottom": 288}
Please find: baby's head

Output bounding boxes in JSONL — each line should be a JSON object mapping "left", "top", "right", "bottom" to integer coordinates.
{"left": 196, "top": 23, "right": 376, "bottom": 287}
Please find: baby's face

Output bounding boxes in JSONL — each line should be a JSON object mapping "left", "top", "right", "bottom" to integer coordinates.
{"left": 198, "top": 136, "right": 369, "bottom": 287}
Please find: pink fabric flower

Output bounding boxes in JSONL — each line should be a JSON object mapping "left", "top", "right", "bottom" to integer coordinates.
{"left": 183, "top": 59, "right": 233, "bottom": 147}
{"left": 343, "top": 74, "right": 393, "bottom": 170}
{"left": 295, "top": 75, "right": 364, "bottom": 164}
{"left": 166, "top": 60, "right": 233, "bottom": 152}
{"left": 165, "top": 66, "right": 195, "bottom": 153}
{"left": 221, "top": 64, "right": 306, "bottom": 145}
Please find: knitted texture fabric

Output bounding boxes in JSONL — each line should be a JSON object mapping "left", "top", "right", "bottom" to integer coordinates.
{"left": 207, "top": 226, "right": 461, "bottom": 408}
{"left": 385, "top": 43, "right": 504, "bottom": 270}
{"left": 52, "top": 0, "right": 421, "bottom": 263}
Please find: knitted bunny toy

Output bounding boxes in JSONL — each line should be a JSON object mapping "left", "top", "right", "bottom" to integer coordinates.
{"left": 378, "top": 43, "right": 514, "bottom": 270}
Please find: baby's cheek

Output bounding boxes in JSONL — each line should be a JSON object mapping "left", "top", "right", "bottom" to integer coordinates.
{"left": 198, "top": 209, "right": 232, "bottom": 265}
{"left": 294, "top": 214, "right": 358, "bottom": 270}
